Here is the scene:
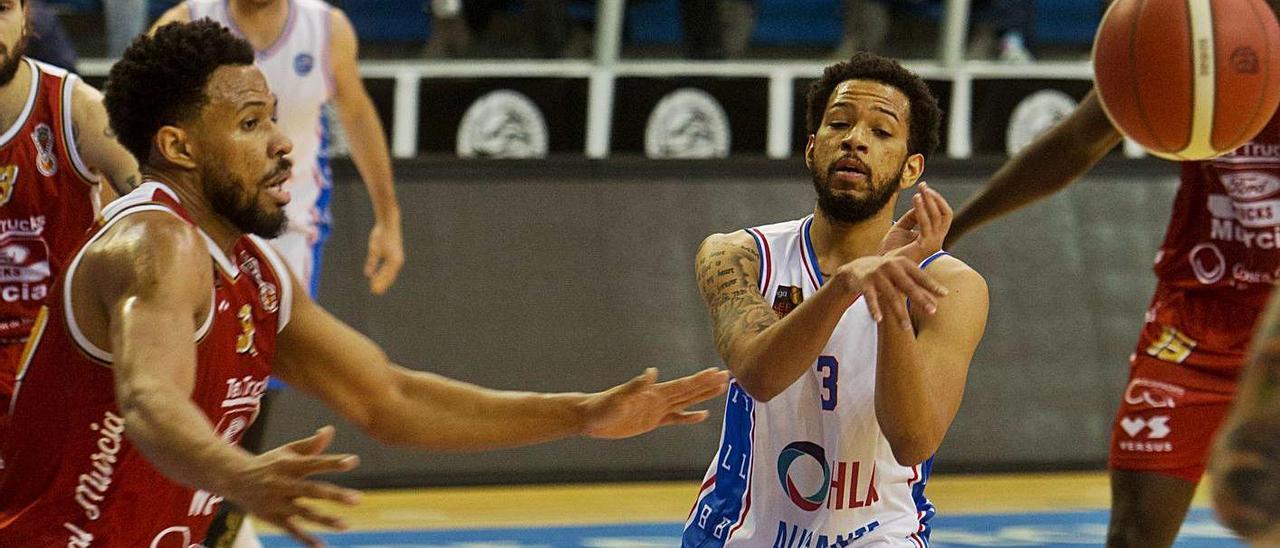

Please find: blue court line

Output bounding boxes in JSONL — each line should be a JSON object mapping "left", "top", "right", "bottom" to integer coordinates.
{"left": 261, "top": 508, "right": 1241, "bottom": 547}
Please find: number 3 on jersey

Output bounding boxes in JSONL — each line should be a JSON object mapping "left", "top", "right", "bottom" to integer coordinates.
{"left": 817, "top": 355, "right": 838, "bottom": 410}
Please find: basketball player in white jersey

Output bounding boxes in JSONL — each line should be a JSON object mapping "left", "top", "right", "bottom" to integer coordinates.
{"left": 683, "top": 53, "right": 989, "bottom": 547}
{"left": 153, "top": 0, "right": 403, "bottom": 299}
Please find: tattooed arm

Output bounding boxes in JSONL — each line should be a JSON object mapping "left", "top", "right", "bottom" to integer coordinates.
{"left": 1211, "top": 294, "right": 1280, "bottom": 543}
{"left": 696, "top": 232, "right": 870, "bottom": 401}
{"left": 71, "top": 79, "right": 140, "bottom": 196}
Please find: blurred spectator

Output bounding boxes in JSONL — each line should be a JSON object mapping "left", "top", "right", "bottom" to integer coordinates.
{"left": 834, "top": 0, "right": 1033, "bottom": 62}
{"left": 970, "top": 0, "right": 1035, "bottom": 61}
{"left": 680, "top": 0, "right": 754, "bottom": 59}
{"left": 27, "top": 0, "right": 77, "bottom": 72}
{"left": 834, "top": 0, "right": 889, "bottom": 57}
{"left": 104, "top": 0, "right": 147, "bottom": 56}
{"left": 423, "top": 0, "right": 578, "bottom": 58}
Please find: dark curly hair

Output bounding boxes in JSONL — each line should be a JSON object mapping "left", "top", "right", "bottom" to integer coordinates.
{"left": 805, "top": 52, "right": 943, "bottom": 159}
{"left": 104, "top": 20, "right": 255, "bottom": 163}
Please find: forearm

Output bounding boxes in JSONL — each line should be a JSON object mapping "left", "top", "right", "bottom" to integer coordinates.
{"left": 948, "top": 95, "right": 1122, "bottom": 245}
{"left": 874, "top": 325, "right": 947, "bottom": 465}
{"left": 728, "top": 276, "right": 859, "bottom": 401}
{"left": 338, "top": 103, "right": 399, "bottom": 224}
{"left": 118, "top": 383, "right": 254, "bottom": 495}
{"left": 368, "top": 368, "right": 588, "bottom": 451}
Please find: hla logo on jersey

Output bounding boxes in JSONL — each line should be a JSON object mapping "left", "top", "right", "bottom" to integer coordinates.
{"left": 777, "top": 441, "right": 829, "bottom": 511}
{"left": 31, "top": 123, "right": 56, "bottom": 177}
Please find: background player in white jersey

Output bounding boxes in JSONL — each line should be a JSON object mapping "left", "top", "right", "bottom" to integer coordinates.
{"left": 683, "top": 53, "right": 988, "bottom": 547}
{"left": 153, "top": 0, "right": 403, "bottom": 298}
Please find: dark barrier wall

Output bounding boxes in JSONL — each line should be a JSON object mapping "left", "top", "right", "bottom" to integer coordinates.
{"left": 263, "top": 159, "right": 1179, "bottom": 487}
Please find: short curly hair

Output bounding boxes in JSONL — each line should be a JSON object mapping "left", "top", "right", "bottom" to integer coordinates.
{"left": 805, "top": 52, "right": 943, "bottom": 159}
{"left": 104, "top": 20, "right": 255, "bottom": 163}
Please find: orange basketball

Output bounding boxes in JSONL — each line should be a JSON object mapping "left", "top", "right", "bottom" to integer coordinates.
{"left": 1093, "top": 0, "right": 1280, "bottom": 160}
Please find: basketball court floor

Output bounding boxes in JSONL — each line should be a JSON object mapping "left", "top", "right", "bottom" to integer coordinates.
{"left": 259, "top": 472, "right": 1241, "bottom": 547}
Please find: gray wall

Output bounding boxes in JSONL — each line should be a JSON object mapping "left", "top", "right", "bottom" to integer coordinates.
{"left": 264, "top": 159, "right": 1179, "bottom": 486}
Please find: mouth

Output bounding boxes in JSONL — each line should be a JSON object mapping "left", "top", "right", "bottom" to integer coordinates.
{"left": 263, "top": 169, "right": 291, "bottom": 206}
{"left": 831, "top": 157, "right": 870, "bottom": 186}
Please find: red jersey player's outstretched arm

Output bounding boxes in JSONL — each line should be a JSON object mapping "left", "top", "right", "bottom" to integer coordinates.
{"left": 1210, "top": 293, "right": 1280, "bottom": 544}
{"left": 271, "top": 277, "right": 729, "bottom": 451}
{"left": 944, "top": 89, "right": 1123, "bottom": 247}
{"left": 80, "top": 212, "right": 362, "bottom": 547}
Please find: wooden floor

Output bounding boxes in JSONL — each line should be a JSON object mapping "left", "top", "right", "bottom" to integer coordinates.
{"left": 284, "top": 471, "right": 1217, "bottom": 532}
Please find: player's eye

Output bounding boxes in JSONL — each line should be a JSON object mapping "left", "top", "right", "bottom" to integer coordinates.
{"left": 873, "top": 129, "right": 892, "bottom": 138}
{"left": 241, "top": 118, "right": 259, "bottom": 131}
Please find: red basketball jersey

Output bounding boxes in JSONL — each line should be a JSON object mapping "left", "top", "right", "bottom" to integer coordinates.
{"left": 1142, "top": 111, "right": 1280, "bottom": 373}
{"left": 0, "top": 58, "right": 102, "bottom": 402}
{"left": 0, "top": 182, "right": 294, "bottom": 547}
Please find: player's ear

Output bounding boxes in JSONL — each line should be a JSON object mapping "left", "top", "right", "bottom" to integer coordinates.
{"left": 899, "top": 153, "right": 924, "bottom": 190}
{"left": 804, "top": 135, "right": 816, "bottom": 171}
{"left": 153, "top": 125, "right": 197, "bottom": 170}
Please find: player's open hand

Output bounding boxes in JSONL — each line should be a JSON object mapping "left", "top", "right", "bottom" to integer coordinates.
{"left": 365, "top": 220, "right": 404, "bottom": 295}
{"left": 878, "top": 182, "right": 953, "bottom": 264}
{"left": 835, "top": 254, "right": 949, "bottom": 331}
{"left": 581, "top": 368, "right": 729, "bottom": 439}
{"left": 225, "top": 425, "right": 363, "bottom": 547}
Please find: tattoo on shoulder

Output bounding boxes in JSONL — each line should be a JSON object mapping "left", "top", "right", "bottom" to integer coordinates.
{"left": 696, "top": 238, "right": 777, "bottom": 357}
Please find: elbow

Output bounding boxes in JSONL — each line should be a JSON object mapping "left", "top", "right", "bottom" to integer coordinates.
{"left": 728, "top": 365, "right": 782, "bottom": 403}
{"left": 884, "top": 431, "right": 941, "bottom": 467}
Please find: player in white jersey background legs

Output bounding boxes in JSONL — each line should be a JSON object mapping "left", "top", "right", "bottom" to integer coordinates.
{"left": 151, "top": 2, "right": 404, "bottom": 545}
{"left": 683, "top": 53, "right": 988, "bottom": 546}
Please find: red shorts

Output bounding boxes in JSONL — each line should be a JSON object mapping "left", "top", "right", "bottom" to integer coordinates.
{"left": 1108, "top": 352, "right": 1240, "bottom": 482}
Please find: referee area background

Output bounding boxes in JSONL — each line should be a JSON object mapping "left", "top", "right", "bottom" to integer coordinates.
{"left": 53, "top": 0, "right": 1242, "bottom": 545}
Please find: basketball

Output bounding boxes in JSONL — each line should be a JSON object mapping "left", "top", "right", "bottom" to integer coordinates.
{"left": 1093, "top": 0, "right": 1280, "bottom": 160}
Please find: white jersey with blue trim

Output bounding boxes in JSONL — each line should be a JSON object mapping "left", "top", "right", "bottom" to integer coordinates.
{"left": 683, "top": 215, "right": 941, "bottom": 548}
{"left": 188, "top": 0, "right": 335, "bottom": 243}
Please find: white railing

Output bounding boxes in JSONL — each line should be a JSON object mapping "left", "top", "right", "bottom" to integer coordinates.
{"left": 77, "top": 0, "right": 1102, "bottom": 160}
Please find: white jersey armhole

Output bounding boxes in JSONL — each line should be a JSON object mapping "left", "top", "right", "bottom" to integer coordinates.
{"left": 63, "top": 204, "right": 215, "bottom": 365}
{"left": 246, "top": 234, "right": 294, "bottom": 332}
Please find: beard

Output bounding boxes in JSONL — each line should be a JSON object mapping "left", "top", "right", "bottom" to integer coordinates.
{"left": 0, "top": 31, "right": 29, "bottom": 88}
{"left": 203, "top": 159, "right": 290, "bottom": 238}
{"left": 811, "top": 158, "right": 903, "bottom": 224}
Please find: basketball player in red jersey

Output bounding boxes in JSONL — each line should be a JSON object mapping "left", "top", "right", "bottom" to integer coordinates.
{"left": 0, "top": 0, "right": 140, "bottom": 450}
{"left": 0, "top": 20, "right": 728, "bottom": 547}
{"left": 946, "top": 82, "right": 1280, "bottom": 543}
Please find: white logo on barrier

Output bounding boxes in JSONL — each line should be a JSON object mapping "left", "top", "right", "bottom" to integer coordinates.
{"left": 456, "top": 90, "right": 549, "bottom": 159}
{"left": 1120, "top": 415, "right": 1170, "bottom": 439}
{"left": 1006, "top": 90, "right": 1077, "bottom": 156}
{"left": 1189, "top": 242, "right": 1226, "bottom": 284}
{"left": 644, "top": 88, "right": 731, "bottom": 159}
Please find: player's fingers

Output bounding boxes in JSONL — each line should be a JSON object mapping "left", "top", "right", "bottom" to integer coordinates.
{"left": 905, "top": 264, "right": 950, "bottom": 296}
{"left": 877, "top": 279, "right": 911, "bottom": 331}
{"left": 928, "top": 185, "right": 954, "bottom": 221}
{"left": 893, "top": 206, "right": 919, "bottom": 231}
{"left": 282, "top": 426, "right": 336, "bottom": 456}
{"left": 862, "top": 285, "right": 883, "bottom": 323}
{"left": 291, "top": 502, "right": 350, "bottom": 531}
{"left": 667, "top": 374, "right": 730, "bottom": 409}
{"left": 921, "top": 185, "right": 945, "bottom": 242}
{"left": 363, "top": 248, "right": 380, "bottom": 279}
{"left": 290, "top": 478, "right": 364, "bottom": 505}
{"left": 913, "top": 193, "right": 934, "bottom": 242}
{"left": 892, "top": 268, "right": 937, "bottom": 314}
{"left": 655, "top": 368, "right": 725, "bottom": 397}
{"left": 662, "top": 410, "right": 710, "bottom": 426}
{"left": 275, "top": 515, "right": 325, "bottom": 548}
{"left": 372, "top": 259, "right": 403, "bottom": 295}
{"left": 618, "top": 368, "right": 659, "bottom": 395}
{"left": 284, "top": 454, "right": 361, "bottom": 478}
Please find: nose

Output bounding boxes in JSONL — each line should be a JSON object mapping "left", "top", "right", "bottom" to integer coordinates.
{"left": 272, "top": 129, "right": 293, "bottom": 159}
{"left": 839, "top": 126, "right": 870, "bottom": 155}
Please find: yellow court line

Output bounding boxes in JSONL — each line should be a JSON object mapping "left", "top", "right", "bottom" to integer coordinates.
{"left": 272, "top": 472, "right": 1217, "bottom": 533}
